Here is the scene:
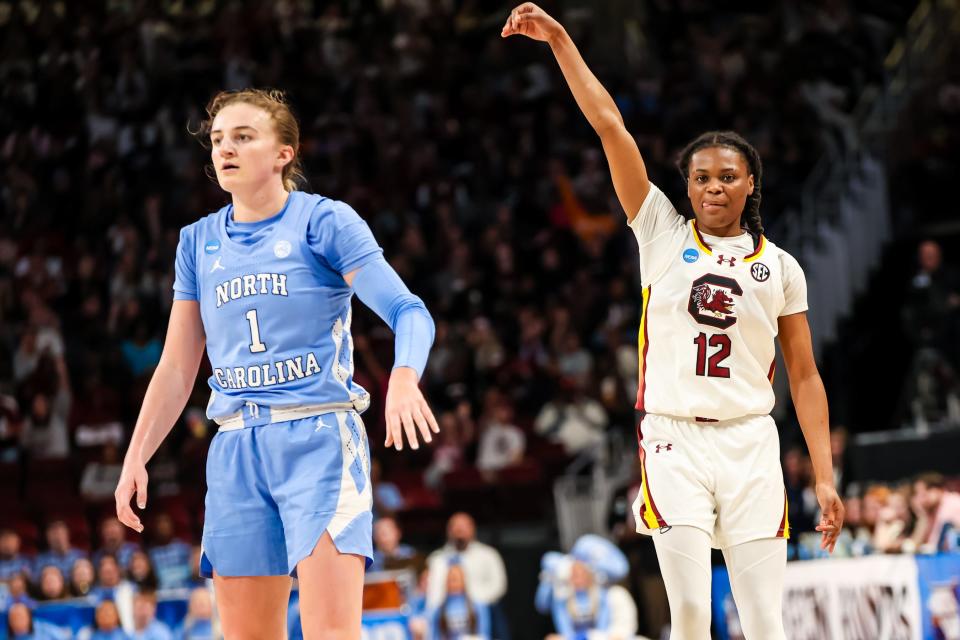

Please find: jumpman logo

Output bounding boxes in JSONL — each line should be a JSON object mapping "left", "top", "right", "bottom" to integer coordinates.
{"left": 210, "top": 256, "right": 225, "bottom": 273}
{"left": 315, "top": 417, "right": 332, "bottom": 431}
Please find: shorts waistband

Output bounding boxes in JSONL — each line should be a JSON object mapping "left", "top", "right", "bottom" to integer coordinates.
{"left": 214, "top": 397, "right": 370, "bottom": 432}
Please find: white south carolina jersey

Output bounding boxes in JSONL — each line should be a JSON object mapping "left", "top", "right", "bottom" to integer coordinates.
{"left": 629, "top": 183, "right": 808, "bottom": 421}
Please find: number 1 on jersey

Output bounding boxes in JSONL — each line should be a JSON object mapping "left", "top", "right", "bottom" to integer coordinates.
{"left": 245, "top": 309, "right": 267, "bottom": 353}
{"left": 694, "top": 332, "right": 731, "bottom": 378}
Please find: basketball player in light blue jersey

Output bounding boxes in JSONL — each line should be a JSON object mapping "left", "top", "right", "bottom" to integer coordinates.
{"left": 115, "top": 89, "right": 439, "bottom": 639}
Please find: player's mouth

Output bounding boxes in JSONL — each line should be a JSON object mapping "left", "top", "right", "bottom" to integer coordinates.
{"left": 702, "top": 201, "right": 725, "bottom": 210}
{"left": 221, "top": 162, "right": 239, "bottom": 173}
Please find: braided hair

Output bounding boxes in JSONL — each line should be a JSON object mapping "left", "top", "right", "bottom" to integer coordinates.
{"left": 676, "top": 131, "right": 764, "bottom": 236}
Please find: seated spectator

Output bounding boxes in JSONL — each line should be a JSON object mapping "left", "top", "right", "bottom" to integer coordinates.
{"left": 127, "top": 550, "right": 158, "bottom": 591}
{"left": 4, "top": 572, "right": 36, "bottom": 609}
{"left": 6, "top": 602, "right": 34, "bottom": 639}
{"left": 94, "top": 518, "right": 140, "bottom": 571}
{"left": 408, "top": 568, "right": 430, "bottom": 640}
{"left": 534, "top": 378, "right": 608, "bottom": 457}
{"left": 33, "top": 520, "right": 87, "bottom": 580}
{"left": 873, "top": 486, "right": 911, "bottom": 553}
{"left": 70, "top": 557, "right": 97, "bottom": 599}
{"left": 36, "top": 565, "right": 69, "bottom": 601}
{"left": 429, "top": 563, "right": 491, "bottom": 640}
{"left": 130, "top": 590, "right": 174, "bottom": 640}
{"left": 175, "top": 586, "right": 217, "bottom": 640}
{"left": 89, "top": 600, "right": 130, "bottom": 640}
{"left": 81, "top": 444, "right": 124, "bottom": 502}
{"left": 19, "top": 354, "right": 71, "bottom": 460}
{"left": 93, "top": 555, "right": 135, "bottom": 627}
{"left": 146, "top": 514, "right": 191, "bottom": 590}
{"left": 475, "top": 400, "right": 525, "bottom": 473}
{"left": 546, "top": 560, "right": 613, "bottom": 640}
{"left": 371, "top": 516, "right": 419, "bottom": 573}
{"left": 426, "top": 513, "right": 507, "bottom": 639}
{"left": 371, "top": 458, "right": 405, "bottom": 518}
{"left": 911, "top": 472, "right": 960, "bottom": 552}
{"left": 0, "top": 529, "right": 32, "bottom": 582}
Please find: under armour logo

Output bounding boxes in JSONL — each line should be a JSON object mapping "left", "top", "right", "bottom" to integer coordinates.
{"left": 655, "top": 443, "right": 673, "bottom": 453}
{"left": 210, "top": 256, "right": 225, "bottom": 273}
{"left": 716, "top": 255, "right": 736, "bottom": 267}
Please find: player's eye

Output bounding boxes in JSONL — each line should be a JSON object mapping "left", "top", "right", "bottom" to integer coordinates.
{"left": 695, "top": 175, "right": 708, "bottom": 183}
{"left": 238, "top": 134, "right": 250, "bottom": 142}
{"left": 722, "top": 174, "right": 735, "bottom": 182}
{"left": 211, "top": 138, "right": 221, "bottom": 146}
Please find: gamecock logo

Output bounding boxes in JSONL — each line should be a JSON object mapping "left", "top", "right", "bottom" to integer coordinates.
{"left": 688, "top": 274, "right": 743, "bottom": 329}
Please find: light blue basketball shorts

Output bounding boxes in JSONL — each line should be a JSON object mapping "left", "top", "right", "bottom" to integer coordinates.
{"left": 199, "top": 409, "right": 373, "bottom": 578}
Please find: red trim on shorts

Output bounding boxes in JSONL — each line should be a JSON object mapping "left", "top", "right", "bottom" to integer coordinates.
{"left": 777, "top": 488, "right": 788, "bottom": 538}
{"left": 639, "top": 443, "right": 668, "bottom": 528}
{"left": 767, "top": 359, "right": 776, "bottom": 384}
{"left": 695, "top": 417, "right": 718, "bottom": 423}
{"left": 635, "top": 287, "right": 652, "bottom": 411}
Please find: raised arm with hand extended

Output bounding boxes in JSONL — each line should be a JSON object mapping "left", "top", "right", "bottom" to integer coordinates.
{"left": 502, "top": 3, "right": 650, "bottom": 220}
{"left": 115, "top": 300, "right": 206, "bottom": 533}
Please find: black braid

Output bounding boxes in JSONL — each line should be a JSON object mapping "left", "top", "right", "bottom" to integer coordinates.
{"left": 676, "top": 131, "right": 764, "bottom": 236}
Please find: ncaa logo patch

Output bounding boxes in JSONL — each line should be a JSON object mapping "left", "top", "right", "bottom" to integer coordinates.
{"left": 683, "top": 248, "right": 699, "bottom": 263}
{"left": 751, "top": 262, "right": 770, "bottom": 282}
{"left": 204, "top": 240, "right": 220, "bottom": 254}
{"left": 274, "top": 240, "right": 292, "bottom": 258}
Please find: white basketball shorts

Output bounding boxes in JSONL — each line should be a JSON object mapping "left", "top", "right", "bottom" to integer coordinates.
{"left": 631, "top": 413, "right": 790, "bottom": 549}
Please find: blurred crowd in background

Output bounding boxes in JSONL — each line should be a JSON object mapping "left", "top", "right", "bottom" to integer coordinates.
{"left": 1, "top": 0, "right": 958, "bottom": 638}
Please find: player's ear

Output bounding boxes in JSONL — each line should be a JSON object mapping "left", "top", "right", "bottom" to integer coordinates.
{"left": 747, "top": 174, "right": 755, "bottom": 195}
{"left": 276, "top": 144, "right": 295, "bottom": 168}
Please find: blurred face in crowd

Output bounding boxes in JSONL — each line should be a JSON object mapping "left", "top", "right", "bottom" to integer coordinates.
{"left": 40, "top": 566, "right": 66, "bottom": 599}
{"left": 153, "top": 514, "right": 174, "bottom": 544}
{"left": 686, "top": 147, "right": 754, "bottom": 235}
{"left": 8, "top": 573, "right": 28, "bottom": 597}
{"left": 0, "top": 530, "right": 20, "bottom": 557}
{"left": 210, "top": 102, "right": 293, "bottom": 195}
{"left": 46, "top": 521, "right": 69, "bottom": 553}
{"left": 571, "top": 560, "right": 594, "bottom": 591}
{"left": 71, "top": 558, "right": 95, "bottom": 590}
{"left": 100, "top": 518, "right": 125, "bottom": 549}
{"left": 914, "top": 480, "right": 944, "bottom": 513}
{"left": 447, "top": 513, "right": 476, "bottom": 551}
{"left": 863, "top": 487, "right": 890, "bottom": 527}
{"left": 7, "top": 603, "right": 31, "bottom": 634}
{"left": 188, "top": 587, "right": 214, "bottom": 620}
{"left": 133, "top": 593, "right": 157, "bottom": 630}
{"left": 95, "top": 600, "right": 121, "bottom": 630}
{"left": 98, "top": 556, "right": 121, "bottom": 587}
{"left": 129, "top": 550, "right": 152, "bottom": 581}
{"left": 445, "top": 565, "right": 466, "bottom": 595}
{"left": 374, "top": 517, "right": 402, "bottom": 555}
{"left": 918, "top": 241, "right": 942, "bottom": 273}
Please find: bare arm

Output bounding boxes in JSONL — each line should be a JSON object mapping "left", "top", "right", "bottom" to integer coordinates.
{"left": 779, "top": 312, "right": 845, "bottom": 552}
{"left": 116, "top": 300, "right": 205, "bottom": 531}
{"left": 502, "top": 3, "right": 650, "bottom": 221}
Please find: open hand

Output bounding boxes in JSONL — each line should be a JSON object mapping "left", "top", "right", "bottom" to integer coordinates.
{"left": 384, "top": 367, "right": 439, "bottom": 451}
{"left": 501, "top": 3, "right": 564, "bottom": 43}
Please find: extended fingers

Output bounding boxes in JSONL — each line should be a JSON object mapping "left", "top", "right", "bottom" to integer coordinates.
{"left": 401, "top": 410, "right": 420, "bottom": 450}
{"left": 413, "top": 405, "right": 433, "bottom": 445}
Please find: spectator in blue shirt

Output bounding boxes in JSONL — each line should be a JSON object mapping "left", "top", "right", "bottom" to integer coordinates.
{"left": 70, "top": 557, "right": 97, "bottom": 600}
{"left": 175, "top": 587, "right": 216, "bottom": 640}
{"left": 89, "top": 600, "right": 131, "bottom": 640}
{"left": 36, "top": 566, "right": 69, "bottom": 601}
{"left": 131, "top": 590, "right": 174, "bottom": 640}
{"left": 33, "top": 520, "right": 86, "bottom": 581}
{"left": 429, "top": 564, "right": 491, "bottom": 640}
{"left": 146, "top": 515, "right": 190, "bottom": 590}
{"left": 0, "top": 529, "right": 32, "bottom": 582}
{"left": 93, "top": 518, "right": 140, "bottom": 571}
{"left": 3, "top": 572, "right": 36, "bottom": 609}
{"left": 370, "top": 516, "right": 419, "bottom": 572}
{"left": 127, "top": 550, "right": 158, "bottom": 592}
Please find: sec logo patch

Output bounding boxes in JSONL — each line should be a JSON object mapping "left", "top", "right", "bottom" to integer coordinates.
{"left": 683, "top": 248, "right": 699, "bottom": 263}
{"left": 751, "top": 262, "right": 770, "bottom": 282}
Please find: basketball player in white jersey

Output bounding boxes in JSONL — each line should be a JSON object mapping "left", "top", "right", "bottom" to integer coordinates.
{"left": 503, "top": 5, "right": 844, "bottom": 639}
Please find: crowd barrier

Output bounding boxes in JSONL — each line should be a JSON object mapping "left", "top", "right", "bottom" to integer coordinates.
{"left": 712, "top": 552, "right": 960, "bottom": 640}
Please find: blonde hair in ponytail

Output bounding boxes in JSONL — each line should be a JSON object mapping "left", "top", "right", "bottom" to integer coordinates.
{"left": 194, "top": 88, "right": 305, "bottom": 192}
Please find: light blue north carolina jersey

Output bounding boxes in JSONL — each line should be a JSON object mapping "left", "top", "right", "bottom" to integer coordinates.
{"left": 172, "top": 192, "right": 382, "bottom": 420}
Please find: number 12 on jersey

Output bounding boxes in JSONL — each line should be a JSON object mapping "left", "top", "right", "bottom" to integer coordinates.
{"left": 693, "top": 332, "right": 731, "bottom": 378}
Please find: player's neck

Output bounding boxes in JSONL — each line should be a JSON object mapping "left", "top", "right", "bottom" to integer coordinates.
{"left": 230, "top": 182, "right": 290, "bottom": 223}
{"left": 696, "top": 217, "right": 744, "bottom": 238}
